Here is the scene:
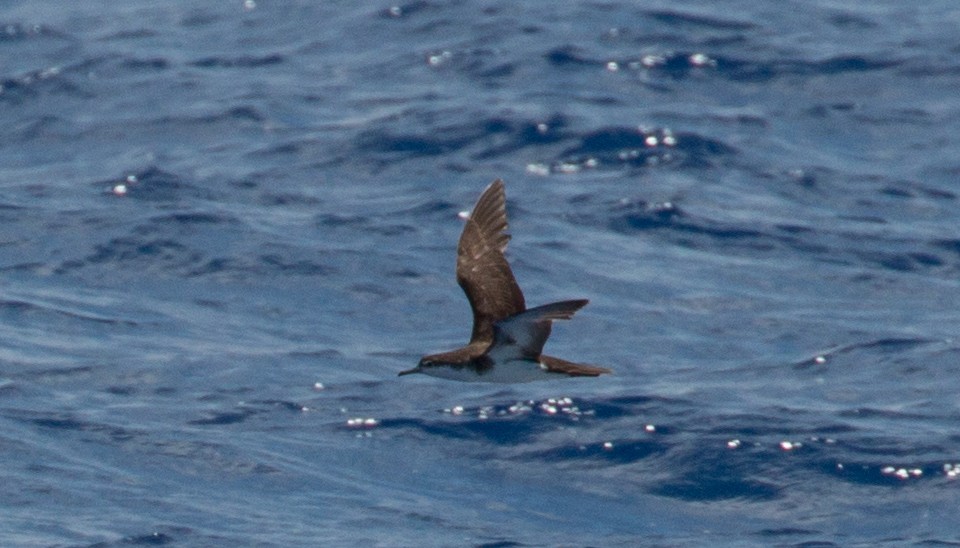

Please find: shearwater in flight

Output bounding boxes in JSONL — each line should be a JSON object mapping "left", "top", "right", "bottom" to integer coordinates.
{"left": 399, "top": 179, "right": 611, "bottom": 382}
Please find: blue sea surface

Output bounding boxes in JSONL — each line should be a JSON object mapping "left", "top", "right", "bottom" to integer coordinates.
{"left": 2, "top": 1, "right": 960, "bottom": 545}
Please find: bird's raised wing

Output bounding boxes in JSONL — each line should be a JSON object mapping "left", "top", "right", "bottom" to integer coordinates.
{"left": 456, "top": 179, "right": 526, "bottom": 344}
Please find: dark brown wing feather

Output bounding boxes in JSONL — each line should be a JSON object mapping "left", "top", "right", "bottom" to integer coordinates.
{"left": 540, "top": 355, "right": 612, "bottom": 377}
{"left": 456, "top": 179, "right": 526, "bottom": 344}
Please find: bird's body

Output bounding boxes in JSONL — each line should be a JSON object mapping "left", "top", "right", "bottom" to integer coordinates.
{"left": 399, "top": 179, "right": 610, "bottom": 382}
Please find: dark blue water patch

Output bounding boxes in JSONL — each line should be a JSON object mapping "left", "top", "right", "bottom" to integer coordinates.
{"left": 857, "top": 251, "right": 944, "bottom": 272}
{"left": 0, "top": 25, "right": 78, "bottom": 100}
{"left": 8, "top": 365, "right": 95, "bottom": 382}
{"left": 861, "top": 250, "right": 960, "bottom": 276}
{"left": 822, "top": 458, "right": 955, "bottom": 488}
{"left": 644, "top": 10, "right": 755, "bottom": 31}
{"left": 790, "top": 429, "right": 959, "bottom": 484}
{"left": 933, "top": 238, "right": 960, "bottom": 257}
{"left": 545, "top": 45, "right": 726, "bottom": 85}
{"left": 557, "top": 127, "right": 736, "bottom": 170}
{"left": 545, "top": 42, "right": 900, "bottom": 83}
{"left": 569, "top": 127, "right": 702, "bottom": 155}
{"left": 2, "top": 51, "right": 124, "bottom": 110}
{"left": 379, "top": 397, "right": 864, "bottom": 507}
{"left": 177, "top": 105, "right": 267, "bottom": 125}
{"left": 460, "top": 115, "right": 575, "bottom": 163}
{"left": 377, "top": 391, "right": 960, "bottom": 499}
{"left": 836, "top": 408, "right": 939, "bottom": 424}
{"left": 355, "top": 119, "right": 491, "bottom": 159}
{"left": 702, "top": 416, "right": 856, "bottom": 439}
{"left": 419, "top": 43, "right": 520, "bottom": 84}
{"left": 804, "top": 102, "right": 863, "bottom": 119}
{"left": 315, "top": 212, "right": 417, "bottom": 237}
{"left": 900, "top": 62, "right": 960, "bottom": 78}
{"left": 652, "top": 475, "right": 780, "bottom": 502}
{"left": 636, "top": 438, "right": 786, "bottom": 501}
{"left": 117, "top": 57, "right": 171, "bottom": 72}
{"left": 8, "top": 410, "right": 140, "bottom": 444}
{"left": 379, "top": 397, "right": 615, "bottom": 444}
{"left": 355, "top": 112, "right": 569, "bottom": 160}
{"left": 655, "top": 437, "right": 891, "bottom": 499}
{"left": 0, "top": 22, "right": 73, "bottom": 43}
{"left": 256, "top": 253, "right": 336, "bottom": 276}
{"left": 0, "top": 298, "right": 139, "bottom": 327}
{"left": 523, "top": 437, "right": 666, "bottom": 465}
{"left": 94, "top": 167, "right": 216, "bottom": 203}
{"left": 50, "top": 201, "right": 337, "bottom": 279}
{"left": 98, "top": 28, "right": 160, "bottom": 41}
{"left": 86, "top": 526, "right": 203, "bottom": 547}
{"left": 605, "top": 199, "right": 759, "bottom": 239}
{"left": 188, "top": 53, "right": 284, "bottom": 69}
{"left": 750, "top": 529, "right": 845, "bottom": 548}
{"left": 0, "top": 201, "right": 26, "bottom": 213}
{"left": 827, "top": 11, "right": 880, "bottom": 30}
{"left": 117, "top": 531, "right": 176, "bottom": 545}
{"left": 754, "top": 527, "right": 824, "bottom": 538}
{"left": 288, "top": 349, "right": 343, "bottom": 360}
{"left": 0, "top": 66, "right": 83, "bottom": 105}
{"left": 0, "top": 114, "right": 63, "bottom": 145}
{"left": 593, "top": 194, "right": 960, "bottom": 275}
{"left": 147, "top": 212, "right": 237, "bottom": 226}
{"left": 30, "top": 416, "right": 87, "bottom": 430}
{"left": 473, "top": 542, "right": 525, "bottom": 548}
{"left": 248, "top": 140, "right": 305, "bottom": 158}
{"left": 255, "top": 190, "right": 322, "bottom": 207}
{"left": 56, "top": 238, "right": 195, "bottom": 276}
{"left": 379, "top": 413, "right": 566, "bottom": 445}
{"left": 792, "top": 337, "right": 937, "bottom": 370}
{"left": 586, "top": 394, "right": 682, "bottom": 420}
{"left": 353, "top": 110, "right": 731, "bottom": 173}
{"left": 188, "top": 411, "right": 250, "bottom": 426}
{"left": 104, "top": 385, "right": 139, "bottom": 397}
{"left": 718, "top": 55, "right": 899, "bottom": 82}
{"left": 188, "top": 399, "right": 305, "bottom": 426}
{"left": 544, "top": 46, "right": 596, "bottom": 68}
{"left": 388, "top": 198, "right": 460, "bottom": 219}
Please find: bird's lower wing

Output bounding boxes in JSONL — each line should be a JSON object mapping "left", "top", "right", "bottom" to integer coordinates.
{"left": 540, "top": 355, "right": 612, "bottom": 377}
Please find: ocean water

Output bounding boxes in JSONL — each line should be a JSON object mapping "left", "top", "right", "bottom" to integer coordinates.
{"left": 2, "top": 1, "right": 960, "bottom": 545}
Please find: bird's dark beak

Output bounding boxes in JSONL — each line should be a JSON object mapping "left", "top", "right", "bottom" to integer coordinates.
{"left": 398, "top": 366, "right": 421, "bottom": 376}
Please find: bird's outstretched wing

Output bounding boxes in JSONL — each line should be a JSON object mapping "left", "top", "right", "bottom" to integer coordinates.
{"left": 540, "top": 355, "right": 612, "bottom": 377}
{"left": 456, "top": 179, "right": 526, "bottom": 344}
{"left": 487, "top": 299, "right": 588, "bottom": 361}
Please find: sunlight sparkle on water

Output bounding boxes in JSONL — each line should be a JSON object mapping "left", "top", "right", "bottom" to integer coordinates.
{"left": 882, "top": 466, "right": 923, "bottom": 480}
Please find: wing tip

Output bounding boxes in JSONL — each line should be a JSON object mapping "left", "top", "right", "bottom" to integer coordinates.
{"left": 541, "top": 355, "right": 613, "bottom": 377}
{"left": 524, "top": 299, "right": 590, "bottom": 321}
{"left": 478, "top": 178, "right": 506, "bottom": 206}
